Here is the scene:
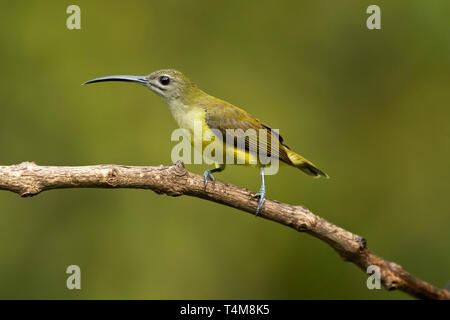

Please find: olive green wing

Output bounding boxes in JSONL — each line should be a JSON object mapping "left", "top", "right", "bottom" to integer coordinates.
{"left": 204, "top": 100, "right": 292, "bottom": 164}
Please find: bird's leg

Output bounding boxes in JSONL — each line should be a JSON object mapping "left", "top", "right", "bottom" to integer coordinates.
{"left": 252, "top": 167, "right": 266, "bottom": 215}
{"left": 203, "top": 163, "right": 225, "bottom": 189}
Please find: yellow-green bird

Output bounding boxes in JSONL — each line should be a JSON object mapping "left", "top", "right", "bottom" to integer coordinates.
{"left": 84, "top": 69, "right": 328, "bottom": 214}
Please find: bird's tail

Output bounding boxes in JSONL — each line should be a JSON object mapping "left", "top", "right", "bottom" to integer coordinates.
{"left": 284, "top": 148, "right": 329, "bottom": 178}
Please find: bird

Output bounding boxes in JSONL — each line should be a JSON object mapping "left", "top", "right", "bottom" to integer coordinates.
{"left": 84, "top": 69, "right": 328, "bottom": 214}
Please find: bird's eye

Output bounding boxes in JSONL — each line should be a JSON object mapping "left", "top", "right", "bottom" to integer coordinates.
{"left": 159, "top": 76, "right": 170, "bottom": 86}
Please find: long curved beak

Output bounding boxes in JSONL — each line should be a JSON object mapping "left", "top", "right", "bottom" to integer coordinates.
{"left": 83, "top": 75, "right": 148, "bottom": 85}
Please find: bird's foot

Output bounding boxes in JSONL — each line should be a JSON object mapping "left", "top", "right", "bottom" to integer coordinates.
{"left": 203, "top": 169, "right": 215, "bottom": 190}
{"left": 252, "top": 188, "right": 266, "bottom": 215}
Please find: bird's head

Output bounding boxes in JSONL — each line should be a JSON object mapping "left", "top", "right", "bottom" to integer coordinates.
{"left": 84, "top": 69, "right": 200, "bottom": 103}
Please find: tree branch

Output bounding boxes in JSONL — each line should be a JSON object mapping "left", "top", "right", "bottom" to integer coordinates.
{"left": 0, "top": 161, "right": 448, "bottom": 300}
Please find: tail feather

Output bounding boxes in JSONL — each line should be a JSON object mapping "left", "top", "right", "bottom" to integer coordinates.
{"left": 284, "top": 148, "right": 329, "bottom": 178}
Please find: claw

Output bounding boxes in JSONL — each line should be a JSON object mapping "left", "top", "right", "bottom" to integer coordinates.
{"left": 203, "top": 170, "right": 215, "bottom": 190}
{"left": 253, "top": 189, "right": 266, "bottom": 215}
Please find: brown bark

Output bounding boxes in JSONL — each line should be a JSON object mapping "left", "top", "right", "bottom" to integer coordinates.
{"left": 0, "top": 161, "right": 448, "bottom": 300}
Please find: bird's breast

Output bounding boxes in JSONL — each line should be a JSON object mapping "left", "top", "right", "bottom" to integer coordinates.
{"left": 166, "top": 100, "right": 212, "bottom": 143}
{"left": 167, "top": 101, "right": 201, "bottom": 128}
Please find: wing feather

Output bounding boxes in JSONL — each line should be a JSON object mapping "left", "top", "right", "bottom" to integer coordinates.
{"left": 204, "top": 100, "right": 292, "bottom": 164}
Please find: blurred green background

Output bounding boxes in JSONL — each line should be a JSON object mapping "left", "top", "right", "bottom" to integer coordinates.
{"left": 0, "top": 0, "right": 449, "bottom": 299}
